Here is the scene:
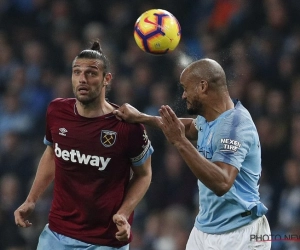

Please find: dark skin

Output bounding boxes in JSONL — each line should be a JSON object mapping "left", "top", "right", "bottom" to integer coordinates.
{"left": 113, "top": 58, "right": 238, "bottom": 196}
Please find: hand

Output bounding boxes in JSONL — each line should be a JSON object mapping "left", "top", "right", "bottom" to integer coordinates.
{"left": 113, "top": 103, "right": 142, "bottom": 123}
{"left": 14, "top": 201, "right": 35, "bottom": 228}
{"left": 113, "top": 214, "right": 131, "bottom": 241}
{"left": 155, "top": 105, "right": 186, "bottom": 145}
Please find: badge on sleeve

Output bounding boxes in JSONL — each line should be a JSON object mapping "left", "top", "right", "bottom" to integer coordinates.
{"left": 220, "top": 138, "right": 241, "bottom": 152}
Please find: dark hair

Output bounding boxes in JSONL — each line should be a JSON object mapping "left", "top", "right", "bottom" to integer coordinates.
{"left": 74, "top": 40, "right": 110, "bottom": 75}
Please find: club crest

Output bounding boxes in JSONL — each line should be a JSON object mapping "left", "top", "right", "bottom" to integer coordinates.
{"left": 101, "top": 130, "right": 117, "bottom": 147}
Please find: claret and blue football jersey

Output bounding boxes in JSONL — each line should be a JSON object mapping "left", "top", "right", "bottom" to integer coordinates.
{"left": 43, "top": 98, "right": 154, "bottom": 247}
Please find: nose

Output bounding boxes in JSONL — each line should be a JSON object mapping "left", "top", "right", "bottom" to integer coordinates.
{"left": 182, "top": 91, "right": 186, "bottom": 99}
{"left": 79, "top": 72, "right": 87, "bottom": 83}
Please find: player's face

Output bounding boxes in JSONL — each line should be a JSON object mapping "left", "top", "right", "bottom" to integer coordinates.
{"left": 180, "top": 81, "right": 204, "bottom": 116}
{"left": 72, "top": 58, "right": 106, "bottom": 105}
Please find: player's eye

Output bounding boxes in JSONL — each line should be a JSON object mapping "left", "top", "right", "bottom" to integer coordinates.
{"left": 87, "top": 71, "right": 97, "bottom": 76}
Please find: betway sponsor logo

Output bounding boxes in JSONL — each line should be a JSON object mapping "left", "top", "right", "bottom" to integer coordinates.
{"left": 54, "top": 143, "right": 111, "bottom": 171}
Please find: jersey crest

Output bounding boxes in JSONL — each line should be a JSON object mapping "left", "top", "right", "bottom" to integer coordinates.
{"left": 101, "top": 130, "right": 117, "bottom": 147}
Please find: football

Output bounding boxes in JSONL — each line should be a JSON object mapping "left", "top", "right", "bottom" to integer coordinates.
{"left": 133, "top": 9, "right": 181, "bottom": 55}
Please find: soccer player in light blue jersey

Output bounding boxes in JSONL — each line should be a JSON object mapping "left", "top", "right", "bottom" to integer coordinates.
{"left": 113, "top": 58, "right": 271, "bottom": 250}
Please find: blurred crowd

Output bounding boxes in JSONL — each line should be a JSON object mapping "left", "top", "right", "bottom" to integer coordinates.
{"left": 1, "top": 0, "right": 300, "bottom": 249}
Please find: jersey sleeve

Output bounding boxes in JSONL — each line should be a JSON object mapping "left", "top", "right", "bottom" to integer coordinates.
{"left": 43, "top": 99, "right": 62, "bottom": 146}
{"left": 126, "top": 123, "right": 154, "bottom": 167}
{"left": 212, "top": 118, "right": 255, "bottom": 171}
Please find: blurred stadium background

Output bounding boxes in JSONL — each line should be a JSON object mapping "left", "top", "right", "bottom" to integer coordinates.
{"left": 0, "top": 0, "right": 300, "bottom": 249}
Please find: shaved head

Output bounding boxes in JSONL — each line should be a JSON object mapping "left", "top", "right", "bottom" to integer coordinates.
{"left": 179, "top": 58, "right": 231, "bottom": 117}
{"left": 181, "top": 58, "right": 227, "bottom": 91}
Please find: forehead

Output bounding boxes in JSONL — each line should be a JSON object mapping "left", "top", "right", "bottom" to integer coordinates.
{"left": 179, "top": 68, "right": 190, "bottom": 86}
{"left": 72, "top": 58, "right": 102, "bottom": 70}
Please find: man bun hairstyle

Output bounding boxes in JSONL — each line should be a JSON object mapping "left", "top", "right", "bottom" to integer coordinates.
{"left": 90, "top": 40, "right": 102, "bottom": 51}
{"left": 74, "top": 39, "right": 109, "bottom": 75}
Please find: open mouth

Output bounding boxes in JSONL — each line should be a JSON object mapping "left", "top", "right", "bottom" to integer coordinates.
{"left": 78, "top": 86, "right": 89, "bottom": 94}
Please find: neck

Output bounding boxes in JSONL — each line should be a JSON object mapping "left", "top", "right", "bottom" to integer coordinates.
{"left": 75, "top": 99, "right": 114, "bottom": 118}
{"left": 205, "top": 96, "right": 234, "bottom": 122}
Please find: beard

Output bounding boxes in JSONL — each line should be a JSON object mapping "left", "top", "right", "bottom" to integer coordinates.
{"left": 73, "top": 85, "right": 102, "bottom": 106}
{"left": 75, "top": 94, "right": 98, "bottom": 105}
{"left": 186, "top": 99, "right": 203, "bottom": 115}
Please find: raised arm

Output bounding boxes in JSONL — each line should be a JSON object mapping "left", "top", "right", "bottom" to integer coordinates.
{"left": 14, "top": 145, "right": 55, "bottom": 228}
{"left": 113, "top": 103, "right": 158, "bottom": 126}
{"left": 157, "top": 105, "right": 238, "bottom": 196}
{"left": 113, "top": 103, "right": 198, "bottom": 140}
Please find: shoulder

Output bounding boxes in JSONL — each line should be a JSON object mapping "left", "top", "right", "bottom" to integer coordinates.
{"left": 215, "top": 101, "right": 257, "bottom": 140}
{"left": 48, "top": 98, "right": 75, "bottom": 108}
{"left": 49, "top": 98, "right": 75, "bottom": 106}
{"left": 47, "top": 98, "right": 76, "bottom": 114}
{"left": 233, "top": 100, "right": 252, "bottom": 118}
{"left": 118, "top": 122, "right": 149, "bottom": 144}
{"left": 124, "top": 122, "right": 147, "bottom": 134}
{"left": 224, "top": 101, "right": 254, "bottom": 127}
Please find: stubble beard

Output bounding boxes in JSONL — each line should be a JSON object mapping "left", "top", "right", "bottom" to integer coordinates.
{"left": 76, "top": 95, "right": 98, "bottom": 105}
{"left": 186, "top": 99, "right": 203, "bottom": 116}
{"left": 74, "top": 87, "right": 102, "bottom": 106}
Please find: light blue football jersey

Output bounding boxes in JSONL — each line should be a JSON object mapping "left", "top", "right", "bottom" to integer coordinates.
{"left": 194, "top": 99, "right": 268, "bottom": 234}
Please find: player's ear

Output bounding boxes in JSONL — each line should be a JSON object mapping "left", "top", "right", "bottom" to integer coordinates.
{"left": 104, "top": 73, "right": 112, "bottom": 86}
{"left": 200, "top": 80, "right": 208, "bottom": 91}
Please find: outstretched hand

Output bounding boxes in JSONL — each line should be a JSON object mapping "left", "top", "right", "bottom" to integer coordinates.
{"left": 113, "top": 214, "right": 131, "bottom": 242}
{"left": 155, "top": 105, "right": 186, "bottom": 145}
{"left": 113, "top": 103, "right": 142, "bottom": 123}
{"left": 14, "top": 201, "right": 35, "bottom": 228}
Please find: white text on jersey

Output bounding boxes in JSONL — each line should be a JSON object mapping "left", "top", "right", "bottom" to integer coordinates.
{"left": 54, "top": 143, "right": 111, "bottom": 170}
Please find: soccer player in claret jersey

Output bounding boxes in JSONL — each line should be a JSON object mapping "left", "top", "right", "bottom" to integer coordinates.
{"left": 14, "top": 40, "right": 154, "bottom": 250}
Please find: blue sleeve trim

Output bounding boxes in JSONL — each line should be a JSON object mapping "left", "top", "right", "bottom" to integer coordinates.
{"left": 131, "top": 145, "right": 154, "bottom": 167}
{"left": 43, "top": 137, "right": 53, "bottom": 146}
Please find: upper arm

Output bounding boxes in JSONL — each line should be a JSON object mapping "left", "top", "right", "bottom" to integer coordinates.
{"left": 214, "top": 161, "right": 239, "bottom": 192}
{"left": 38, "top": 146, "right": 56, "bottom": 178}
{"left": 212, "top": 117, "right": 256, "bottom": 172}
{"left": 127, "top": 123, "right": 154, "bottom": 167}
{"left": 180, "top": 118, "right": 198, "bottom": 140}
{"left": 131, "top": 156, "right": 152, "bottom": 178}
{"left": 41, "top": 146, "right": 55, "bottom": 163}
{"left": 28, "top": 145, "right": 55, "bottom": 200}
{"left": 126, "top": 124, "right": 152, "bottom": 183}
